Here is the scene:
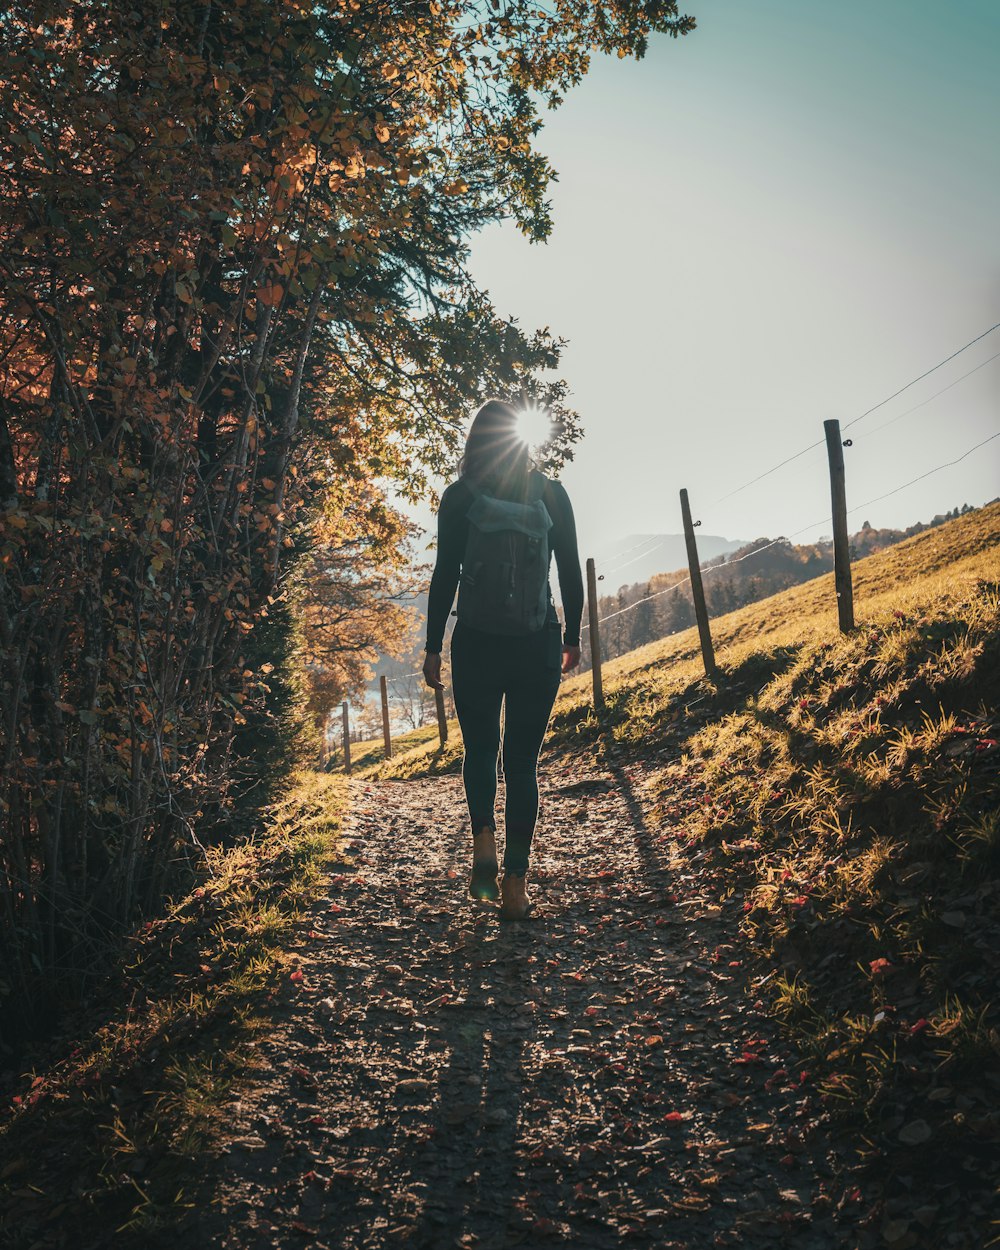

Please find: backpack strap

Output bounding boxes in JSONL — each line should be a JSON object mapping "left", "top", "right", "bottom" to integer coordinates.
{"left": 527, "top": 470, "right": 547, "bottom": 504}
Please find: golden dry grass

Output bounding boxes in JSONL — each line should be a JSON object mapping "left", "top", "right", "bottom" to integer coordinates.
{"left": 373, "top": 500, "right": 1000, "bottom": 774}
{"left": 554, "top": 497, "right": 1000, "bottom": 736}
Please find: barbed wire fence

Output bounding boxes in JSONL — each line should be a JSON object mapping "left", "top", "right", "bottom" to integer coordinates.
{"left": 338, "top": 320, "right": 999, "bottom": 764}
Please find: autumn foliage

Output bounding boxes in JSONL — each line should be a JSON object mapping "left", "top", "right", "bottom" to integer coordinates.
{"left": 0, "top": 2, "right": 694, "bottom": 1038}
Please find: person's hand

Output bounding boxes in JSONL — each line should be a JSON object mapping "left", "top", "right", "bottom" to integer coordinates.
{"left": 561, "top": 645, "right": 581, "bottom": 674}
{"left": 423, "top": 652, "right": 443, "bottom": 689}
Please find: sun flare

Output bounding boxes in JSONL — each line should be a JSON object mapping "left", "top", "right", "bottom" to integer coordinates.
{"left": 515, "top": 403, "right": 555, "bottom": 453}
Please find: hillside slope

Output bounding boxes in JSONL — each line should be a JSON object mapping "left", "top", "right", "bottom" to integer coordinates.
{"left": 562, "top": 498, "right": 1000, "bottom": 716}
{"left": 368, "top": 502, "right": 1000, "bottom": 1245}
{"left": 589, "top": 504, "right": 987, "bottom": 668}
{"left": 365, "top": 500, "right": 1000, "bottom": 778}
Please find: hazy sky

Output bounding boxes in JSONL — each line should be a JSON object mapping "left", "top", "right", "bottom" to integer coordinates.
{"left": 420, "top": 0, "right": 1000, "bottom": 568}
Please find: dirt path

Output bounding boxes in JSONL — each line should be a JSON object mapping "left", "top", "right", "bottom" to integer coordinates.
{"left": 204, "top": 765, "right": 867, "bottom": 1250}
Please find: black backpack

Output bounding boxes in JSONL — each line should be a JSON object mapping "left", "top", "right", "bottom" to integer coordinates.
{"left": 456, "top": 472, "right": 554, "bottom": 635}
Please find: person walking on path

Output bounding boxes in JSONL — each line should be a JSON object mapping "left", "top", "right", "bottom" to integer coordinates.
{"left": 423, "top": 400, "right": 584, "bottom": 919}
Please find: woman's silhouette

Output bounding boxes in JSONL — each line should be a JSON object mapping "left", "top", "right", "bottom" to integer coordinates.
{"left": 423, "top": 400, "right": 583, "bottom": 918}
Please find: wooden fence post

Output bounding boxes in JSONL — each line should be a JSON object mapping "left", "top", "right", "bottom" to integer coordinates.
{"left": 434, "top": 685, "right": 449, "bottom": 747}
{"left": 679, "top": 489, "right": 717, "bottom": 678}
{"left": 379, "top": 675, "right": 392, "bottom": 760}
{"left": 823, "top": 419, "right": 855, "bottom": 633}
{"left": 341, "top": 700, "right": 352, "bottom": 775}
{"left": 586, "top": 556, "right": 605, "bottom": 711}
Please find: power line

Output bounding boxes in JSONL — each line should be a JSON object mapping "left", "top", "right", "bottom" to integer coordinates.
{"left": 709, "top": 319, "right": 1000, "bottom": 508}
{"left": 583, "top": 573, "right": 692, "bottom": 630}
{"left": 600, "top": 536, "right": 667, "bottom": 581}
{"left": 843, "top": 322, "right": 1000, "bottom": 430}
{"left": 582, "top": 426, "right": 999, "bottom": 639}
{"left": 590, "top": 532, "right": 662, "bottom": 570}
{"left": 582, "top": 533, "right": 798, "bottom": 632}
{"left": 856, "top": 349, "right": 1000, "bottom": 441}
{"left": 845, "top": 429, "right": 1000, "bottom": 517}
{"left": 414, "top": 423, "right": 999, "bottom": 652}
{"left": 710, "top": 439, "right": 825, "bottom": 507}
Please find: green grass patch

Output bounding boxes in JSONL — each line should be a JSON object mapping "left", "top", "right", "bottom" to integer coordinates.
{"left": 0, "top": 771, "right": 348, "bottom": 1249}
{"left": 348, "top": 721, "right": 441, "bottom": 772}
{"left": 353, "top": 716, "right": 464, "bottom": 780}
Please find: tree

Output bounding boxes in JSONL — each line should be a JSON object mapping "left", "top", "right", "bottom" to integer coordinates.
{"left": 296, "top": 476, "right": 421, "bottom": 734}
{"left": 0, "top": 0, "right": 697, "bottom": 1038}
{"left": 630, "top": 587, "right": 657, "bottom": 650}
{"left": 395, "top": 672, "right": 432, "bottom": 731}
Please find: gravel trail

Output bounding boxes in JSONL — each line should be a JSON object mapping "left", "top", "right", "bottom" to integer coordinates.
{"left": 206, "top": 766, "right": 865, "bottom": 1250}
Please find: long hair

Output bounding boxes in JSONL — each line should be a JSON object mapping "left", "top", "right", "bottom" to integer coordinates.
{"left": 458, "top": 399, "right": 530, "bottom": 496}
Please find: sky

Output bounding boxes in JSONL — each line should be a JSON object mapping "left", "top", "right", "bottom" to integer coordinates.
{"left": 415, "top": 0, "right": 1000, "bottom": 569}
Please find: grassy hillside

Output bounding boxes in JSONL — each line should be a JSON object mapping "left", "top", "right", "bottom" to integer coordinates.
{"left": 561, "top": 497, "right": 999, "bottom": 730}
{"left": 369, "top": 502, "right": 1000, "bottom": 1241}
{"left": 368, "top": 500, "right": 1000, "bottom": 774}
{"left": 346, "top": 721, "right": 440, "bottom": 773}
{"left": 591, "top": 506, "right": 985, "bottom": 667}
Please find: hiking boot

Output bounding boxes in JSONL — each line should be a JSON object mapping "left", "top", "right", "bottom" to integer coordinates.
{"left": 469, "top": 827, "right": 500, "bottom": 901}
{"left": 500, "top": 871, "right": 533, "bottom": 920}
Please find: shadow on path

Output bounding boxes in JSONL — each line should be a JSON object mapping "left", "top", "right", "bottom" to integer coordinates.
{"left": 201, "top": 768, "right": 862, "bottom": 1250}
{"left": 399, "top": 920, "right": 536, "bottom": 1250}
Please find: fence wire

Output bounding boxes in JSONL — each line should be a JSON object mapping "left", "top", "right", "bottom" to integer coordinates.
{"left": 709, "top": 320, "right": 1000, "bottom": 508}
{"left": 843, "top": 322, "right": 1000, "bottom": 430}
{"left": 854, "top": 349, "right": 1000, "bottom": 442}
{"left": 375, "top": 367, "right": 998, "bottom": 681}
{"left": 590, "top": 533, "right": 664, "bottom": 576}
{"left": 581, "top": 427, "right": 999, "bottom": 637}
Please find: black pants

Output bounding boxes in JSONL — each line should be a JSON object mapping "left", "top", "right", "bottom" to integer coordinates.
{"left": 450, "top": 619, "right": 562, "bottom": 875}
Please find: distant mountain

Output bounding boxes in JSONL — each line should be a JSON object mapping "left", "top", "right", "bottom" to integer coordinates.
{"left": 594, "top": 534, "right": 748, "bottom": 591}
